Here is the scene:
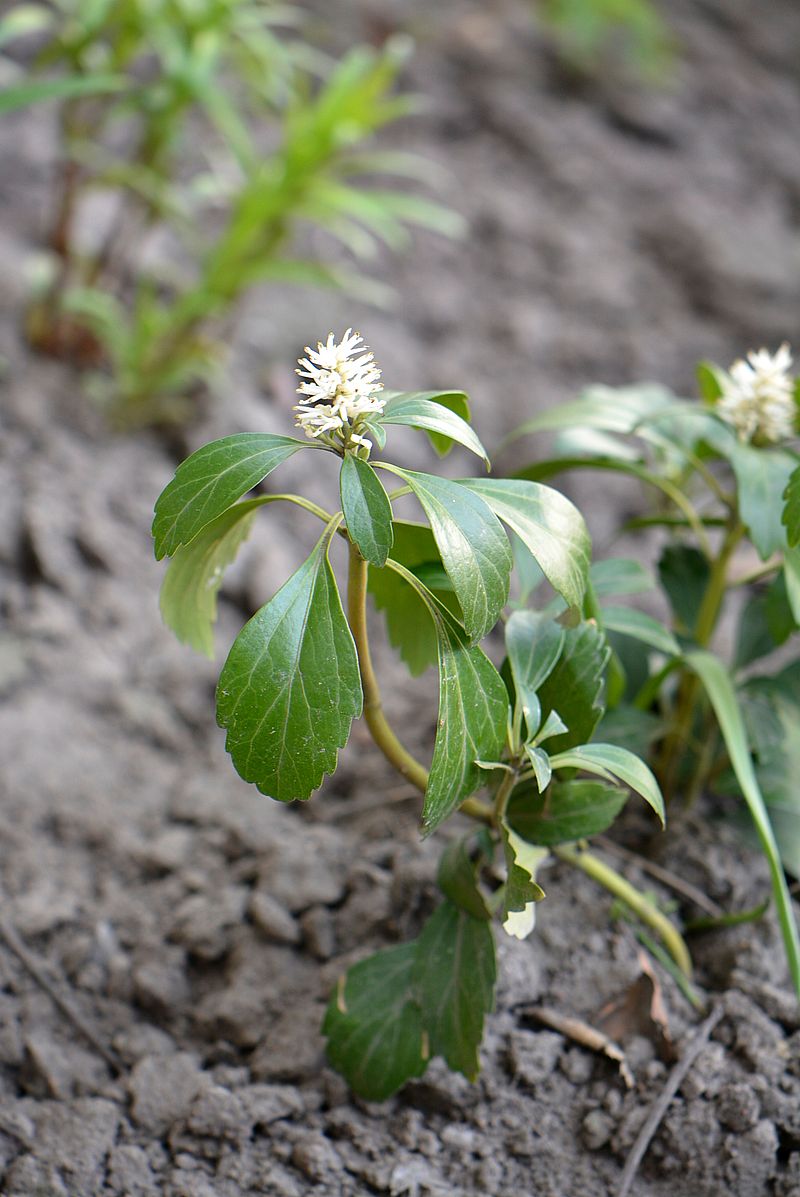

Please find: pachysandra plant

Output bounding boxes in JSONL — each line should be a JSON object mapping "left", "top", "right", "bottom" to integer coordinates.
{"left": 507, "top": 341, "right": 800, "bottom": 1000}
{"left": 154, "top": 331, "right": 673, "bottom": 1099}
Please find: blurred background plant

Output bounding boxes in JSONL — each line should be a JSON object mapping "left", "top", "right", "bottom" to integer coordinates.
{"left": 1, "top": 0, "right": 460, "bottom": 427}
{"left": 533, "top": 0, "right": 673, "bottom": 81}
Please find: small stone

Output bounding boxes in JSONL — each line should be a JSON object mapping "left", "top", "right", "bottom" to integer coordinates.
{"left": 240, "top": 1083, "right": 304, "bottom": 1128}
{"left": 113, "top": 1024, "right": 176, "bottom": 1063}
{"left": 717, "top": 1082, "right": 761, "bottom": 1133}
{"left": 169, "top": 888, "right": 248, "bottom": 961}
{"left": 186, "top": 1085, "right": 248, "bottom": 1140}
{"left": 31, "top": 1099, "right": 120, "bottom": 1194}
{"left": 507, "top": 1030, "right": 562, "bottom": 1085}
{"left": 139, "top": 828, "right": 195, "bottom": 872}
{"left": 133, "top": 951, "right": 190, "bottom": 1016}
{"left": 300, "top": 906, "right": 336, "bottom": 960}
{"left": 291, "top": 1133, "right": 343, "bottom": 1181}
{"left": 249, "top": 891, "right": 301, "bottom": 944}
{"left": 3, "top": 1154, "right": 69, "bottom": 1197}
{"left": 129, "top": 1053, "right": 205, "bottom": 1133}
{"left": 249, "top": 1005, "right": 325, "bottom": 1082}
{"left": 21, "top": 1032, "right": 107, "bottom": 1099}
{"left": 107, "top": 1144, "right": 160, "bottom": 1197}
{"left": 559, "top": 1047, "right": 594, "bottom": 1084}
{"left": 582, "top": 1108, "right": 614, "bottom": 1150}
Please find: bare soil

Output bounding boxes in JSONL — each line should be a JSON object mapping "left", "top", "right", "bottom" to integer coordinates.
{"left": 2, "top": 1, "right": 800, "bottom": 1194}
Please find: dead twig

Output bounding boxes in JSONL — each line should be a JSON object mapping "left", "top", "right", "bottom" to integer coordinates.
{"left": 0, "top": 909, "right": 122, "bottom": 1075}
{"left": 524, "top": 1004, "right": 634, "bottom": 1088}
{"left": 595, "top": 836, "right": 724, "bottom": 919}
{"left": 616, "top": 1002, "right": 725, "bottom": 1197}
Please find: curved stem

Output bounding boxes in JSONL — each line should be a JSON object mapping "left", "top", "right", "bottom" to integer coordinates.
{"left": 554, "top": 844, "right": 692, "bottom": 977}
{"left": 249, "top": 493, "right": 333, "bottom": 524}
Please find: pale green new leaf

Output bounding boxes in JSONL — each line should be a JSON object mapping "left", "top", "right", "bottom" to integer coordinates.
{"left": 323, "top": 944, "right": 427, "bottom": 1100}
{"left": 601, "top": 606, "right": 680, "bottom": 657}
{"left": 340, "top": 454, "right": 393, "bottom": 567}
{"left": 536, "top": 621, "right": 610, "bottom": 753}
{"left": 388, "top": 562, "right": 508, "bottom": 834}
{"left": 461, "top": 478, "right": 590, "bottom": 611}
{"left": 782, "top": 464, "right": 800, "bottom": 548}
{"left": 548, "top": 743, "right": 665, "bottom": 825}
{"left": 380, "top": 393, "right": 488, "bottom": 465}
{"left": 505, "top": 611, "right": 565, "bottom": 735}
{"left": 160, "top": 498, "right": 263, "bottom": 657}
{"left": 685, "top": 650, "right": 800, "bottom": 997}
{"left": 412, "top": 900, "right": 496, "bottom": 1081}
{"left": 153, "top": 433, "right": 307, "bottom": 559}
{"left": 379, "top": 467, "right": 511, "bottom": 642}
{"left": 216, "top": 520, "right": 362, "bottom": 802}
{"left": 729, "top": 443, "right": 796, "bottom": 560}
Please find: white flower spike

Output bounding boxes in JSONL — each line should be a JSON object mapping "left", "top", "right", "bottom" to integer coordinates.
{"left": 716, "top": 342, "right": 796, "bottom": 444}
{"left": 294, "top": 329, "right": 385, "bottom": 452}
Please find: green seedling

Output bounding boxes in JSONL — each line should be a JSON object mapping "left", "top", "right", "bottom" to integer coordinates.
{"left": 154, "top": 330, "right": 673, "bottom": 1099}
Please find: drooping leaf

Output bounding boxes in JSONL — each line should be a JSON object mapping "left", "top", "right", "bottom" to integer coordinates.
{"left": 323, "top": 944, "right": 427, "bottom": 1100}
{"left": 535, "top": 621, "right": 610, "bottom": 753}
{"left": 437, "top": 837, "right": 492, "bottom": 920}
{"left": 547, "top": 743, "right": 665, "bottom": 825}
{"left": 412, "top": 900, "right": 496, "bottom": 1081}
{"left": 782, "top": 463, "right": 800, "bottom": 548}
{"left": 729, "top": 443, "right": 796, "bottom": 560}
{"left": 153, "top": 433, "right": 307, "bottom": 559}
{"left": 159, "top": 498, "right": 262, "bottom": 657}
{"left": 591, "top": 558, "right": 654, "bottom": 599}
{"left": 379, "top": 467, "right": 511, "bottom": 642}
{"left": 388, "top": 562, "right": 508, "bottom": 834}
{"left": 501, "top": 822, "right": 547, "bottom": 925}
{"left": 216, "top": 519, "right": 362, "bottom": 802}
{"left": 658, "top": 544, "right": 711, "bottom": 634}
{"left": 601, "top": 606, "right": 680, "bottom": 657}
{"left": 340, "top": 454, "right": 393, "bottom": 567}
{"left": 381, "top": 392, "right": 488, "bottom": 465}
{"left": 461, "top": 478, "right": 590, "bottom": 612}
{"left": 505, "top": 611, "right": 565, "bottom": 736}
{"left": 508, "top": 778, "right": 629, "bottom": 845}
{"left": 367, "top": 521, "right": 459, "bottom": 675}
{"left": 685, "top": 650, "right": 800, "bottom": 998}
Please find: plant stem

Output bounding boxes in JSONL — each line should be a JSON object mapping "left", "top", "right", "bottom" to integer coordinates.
{"left": 554, "top": 844, "right": 692, "bottom": 976}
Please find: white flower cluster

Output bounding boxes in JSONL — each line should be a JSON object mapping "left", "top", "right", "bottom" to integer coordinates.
{"left": 294, "top": 329, "right": 384, "bottom": 451}
{"left": 716, "top": 343, "right": 796, "bottom": 444}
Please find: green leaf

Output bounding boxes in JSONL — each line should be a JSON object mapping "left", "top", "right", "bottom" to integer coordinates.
{"left": 381, "top": 393, "right": 488, "bottom": 465}
{"left": 412, "top": 900, "right": 496, "bottom": 1081}
{"left": 749, "top": 692, "right": 800, "bottom": 876}
{"left": 340, "top": 454, "right": 393, "bottom": 568}
{"left": 685, "top": 650, "right": 800, "bottom": 998}
{"left": 505, "top": 611, "right": 565, "bottom": 735}
{"left": 696, "top": 361, "right": 726, "bottom": 404}
{"left": 0, "top": 73, "right": 126, "bottom": 115}
{"left": 216, "top": 519, "right": 362, "bottom": 802}
{"left": 729, "top": 443, "right": 796, "bottom": 560}
{"left": 535, "top": 621, "right": 610, "bottom": 753}
{"left": 388, "top": 563, "right": 508, "bottom": 834}
{"left": 782, "top": 463, "right": 800, "bottom": 548}
{"left": 379, "top": 467, "right": 511, "bottom": 642}
{"left": 505, "top": 384, "right": 676, "bottom": 443}
{"left": 153, "top": 433, "right": 306, "bottom": 560}
{"left": 461, "top": 478, "right": 590, "bottom": 612}
{"left": 735, "top": 573, "right": 795, "bottom": 670}
{"left": 548, "top": 743, "right": 665, "bottom": 825}
{"left": 524, "top": 743, "right": 552, "bottom": 792}
{"left": 596, "top": 705, "right": 664, "bottom": 757}
{"left": 783, "top": 547, "right": 800, "bottom": 625}
{"left": 159, "top": 498, "right": 261, "bottom": 657}
{"left": 658, "top": 544, "right": 711, "bottom": 634}
{"left": 508, "top": 779, "right": 628, "bottom": 845}
{"left": 323, "top": 944, "right": 427, "bottom": 1100}
{"left": 601, "top": 606, "right": 680, "bottom": 657}
{"left": 591, "top": 558, "right": 654, "bottom": 599}
{"left": 368, "top": 521, "right": 458, "bottom": 676}
{"left": 501, "top": 823, "right": 547, "bottom": 924}
{"left": 437, "top": 837, "right": 492, "bottom": 920}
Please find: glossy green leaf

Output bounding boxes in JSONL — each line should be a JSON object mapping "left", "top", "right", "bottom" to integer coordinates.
{"left": 159, "top": 498, "right": 261, "bottom": 657}
{"left": 524, "top": 744, "right": 552, "bottom": 792}
{"left": 216, "top": 520, "right": 362, "bottom": 802}
{"left": 412, "top": 900, "right": 496, "bottom": 1081}
{"left": 340, "top": 454, "right": 393, "bottom": 567}
{"left": 501, "top": 823, "right": 547, "bottom": 924}
{"left": 379, "top": 467, "right": 511, "bottom": 642}
{"left": 685, "top": 650, "right": 800, "bottom": 997}
{"left": 782, "top": 463, "right": 800, "bottom": 548}
{"left": 388, "top": 563, "right": 508, "bottom": 834}
{"left": 462, "top": 478, "right": 590, "bottom": 612}
{"left": 535, "top": 621, "right": 610, "bottom": 754}
{"left": 505, "top": 611, "right": 565, "bottom": 736}
{"left": 658, "top": 544, "right": 711, "bottom": 634}
{"left": 729, "top": 443, "right": 796, "bottom": 560}
{"left": 601, "top": 606, "right": 680, "bottom": 657}
{"left": 381, "top": 393, "right": 488, "bottom": 465}
{"left": 508, "top": 779, "right": 628, "bottom": 845}
{"left": 153, "top": 433, "right": 306, "bottom": 559}
{"left": 548, "top": 742, "right": 665, "bottom": 825}
{"left": 437, "top": 837, "right": 492, "bottom": 920}
{"left": 323, "top": 944, "right": 427, "bottom": 1100}
{"left": 368, "top": 521, "right": 458, "bottom": 676}
{"left": 591, "top": 558, "right": 654, "bottom": 599}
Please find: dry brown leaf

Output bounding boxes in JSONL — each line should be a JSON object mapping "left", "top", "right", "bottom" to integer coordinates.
{"left": 595, "top": 949, "right": 674, "bottom": 1061}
